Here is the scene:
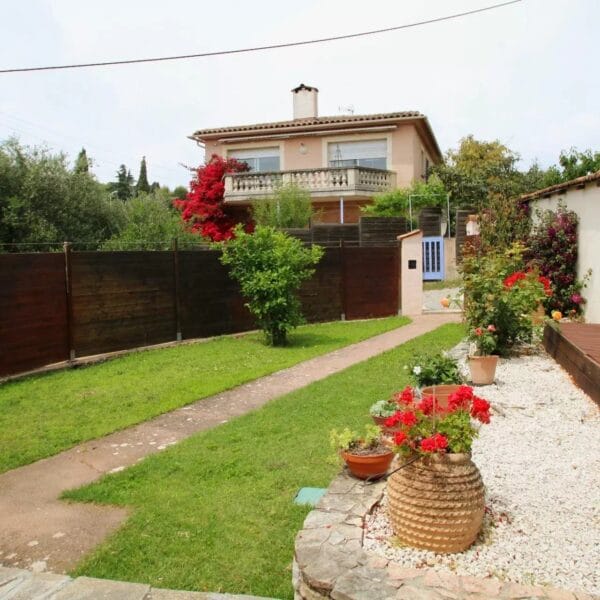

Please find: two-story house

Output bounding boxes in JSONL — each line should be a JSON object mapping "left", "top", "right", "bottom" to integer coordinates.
{"left": 189, "top": 84, "right": 442, "bottom": 224}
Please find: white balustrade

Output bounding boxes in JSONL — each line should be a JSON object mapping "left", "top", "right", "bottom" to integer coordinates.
{"left": 224, "top": 167, "right": 394, "bottom": 200}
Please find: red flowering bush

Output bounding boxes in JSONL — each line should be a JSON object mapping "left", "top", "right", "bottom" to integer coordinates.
{"left": 385, "top": 385, "right": 491, "bottom": 456}
{"left": 175, "top": 154, "right": 252, "bottom": 242}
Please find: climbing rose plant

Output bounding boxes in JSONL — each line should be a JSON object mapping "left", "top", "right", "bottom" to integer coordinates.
{"left": 175, "top": 154, "right": 252, "bottom": 242}
{"left": 526, "top": 205, "right": 588, "bottom": 317}
{"left": 385, "top": 385, "right": 491, "bottom": 456}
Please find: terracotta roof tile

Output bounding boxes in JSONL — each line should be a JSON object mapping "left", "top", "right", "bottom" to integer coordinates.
{"left": 520, "top": 170, "right": 600, "bottom": 202}
{"left": 190, "top": 111, "right": 424, "bottom": 138}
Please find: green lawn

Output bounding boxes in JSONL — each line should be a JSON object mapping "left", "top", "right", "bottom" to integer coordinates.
{"left": 0, "top": 317, "right": 409, "bottom": 474}
{"left": 64, "top": 323, "right": 464, "bottom": 599}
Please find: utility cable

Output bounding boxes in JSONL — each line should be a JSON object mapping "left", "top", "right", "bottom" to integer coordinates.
{"left": 0, "top": 1, "right": 521, "bottom": 74}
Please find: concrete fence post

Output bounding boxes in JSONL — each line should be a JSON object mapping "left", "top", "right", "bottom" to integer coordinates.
{"left": 397, "top": 230, "right": 423, "bottom": 316}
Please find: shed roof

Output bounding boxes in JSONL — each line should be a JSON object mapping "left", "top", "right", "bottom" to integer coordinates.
{"left": 520, "top": 170, "right": 600, "bottom": 202}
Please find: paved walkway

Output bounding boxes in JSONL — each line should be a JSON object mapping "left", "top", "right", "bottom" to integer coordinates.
{"left": 0, "top": 566, "right": 275, "bottom": 599}
{"left": 0, "top": 313, "right": 459, "bottom": 576}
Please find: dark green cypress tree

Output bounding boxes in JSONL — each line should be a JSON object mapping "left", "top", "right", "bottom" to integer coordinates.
{"left": 136, "top": 156, "right": 150, "bottom": 195}
{"left": 74, "top": 148, "right": 90, "bottom": 174}
{"left": 109, "top": 164, "right": 134, "bottom": 200}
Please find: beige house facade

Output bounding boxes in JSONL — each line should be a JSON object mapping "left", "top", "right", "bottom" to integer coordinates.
{"left": 522, "top": 171, "right": 600, "bottom": 324}
{"left": 189, "top": 84, "right": 442, "bottom": 223}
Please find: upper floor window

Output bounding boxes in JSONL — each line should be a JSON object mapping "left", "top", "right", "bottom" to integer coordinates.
{"left": 327, "top": 139, "right": 387, "bottom": 170}
{"left": 228, "top": 147, "right": 280, "bottom": 172}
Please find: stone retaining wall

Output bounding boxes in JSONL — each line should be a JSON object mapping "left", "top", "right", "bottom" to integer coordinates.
{"left": 293, "top": 471, "right": 595, "bottom": 600}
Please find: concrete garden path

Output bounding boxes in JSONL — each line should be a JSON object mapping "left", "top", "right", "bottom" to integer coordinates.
{"left": 0, "top": 313, "right": 460, "bottom": 577}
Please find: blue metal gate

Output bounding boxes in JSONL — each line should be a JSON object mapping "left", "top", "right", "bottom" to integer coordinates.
{"left": 422, "top": 236, "right": 444, "bottom": 280}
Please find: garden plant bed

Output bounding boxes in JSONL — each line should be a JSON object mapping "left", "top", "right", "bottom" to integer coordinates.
{"left": 294, "top": 349, "right": 599, "bottom": 599}
{"left": 367, "top": 352, "right": 599, "bottom": 596}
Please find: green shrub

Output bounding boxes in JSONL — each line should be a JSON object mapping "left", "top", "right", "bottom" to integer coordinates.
{"left": 219, "top": 225, "right": 323, "bottom": 346}
{"left": 252, "top": 183, "right": 313, "bottom": 229}
{"left": 406, "top": 352, "right": 463, "bottom": 387}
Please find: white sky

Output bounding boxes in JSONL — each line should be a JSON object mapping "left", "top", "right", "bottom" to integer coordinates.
{"left": 1, "top": 0, "right": 598, "bottom": 189}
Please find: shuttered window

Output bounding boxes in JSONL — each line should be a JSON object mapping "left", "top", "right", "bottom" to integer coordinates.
{"left": 228, "top": 147, "right": 280, "bottom": 172}
{"left": 327, "top": 139, "right": 387, "bottom": 169}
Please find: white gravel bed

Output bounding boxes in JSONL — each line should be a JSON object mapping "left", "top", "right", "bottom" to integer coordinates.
{"left": 364, "top": 352, "right": 600, "bottom": 596}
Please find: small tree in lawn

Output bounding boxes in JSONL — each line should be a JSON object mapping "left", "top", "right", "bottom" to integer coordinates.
{"left": 175, "top": 154, "right": 252, "bottom": 241}
{"left": 219, "top": 225, "right": 323, "bottom": 346}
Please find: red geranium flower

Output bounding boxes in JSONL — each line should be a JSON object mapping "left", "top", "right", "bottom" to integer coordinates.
{"left": 395, "top": 386, "right": 415, "bottom": 406}
{"left": 420, "top": 433, "right": 448, "bottom": 453}
{"left": 448, "top": 385, "right": 474, "bottom": 412}
{"left": 471, "top": 396, "right": 491, "bottom": 424}
{"left": 417, "top": 396, "right": 434, "bottom": 416}
{"left": 399, "top": 411, "right": 417, "bottom": 428}
{"left": 394, "top": 431, "right": 408, "bottom": 446}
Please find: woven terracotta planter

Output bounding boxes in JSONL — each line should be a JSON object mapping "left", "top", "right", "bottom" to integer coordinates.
{"left": 387, "top": 453, "right": 485, "bottom": 553}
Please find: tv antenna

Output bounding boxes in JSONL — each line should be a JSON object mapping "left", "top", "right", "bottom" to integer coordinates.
{"left": 338, "top": 104, "right": 355, "bottom": 115}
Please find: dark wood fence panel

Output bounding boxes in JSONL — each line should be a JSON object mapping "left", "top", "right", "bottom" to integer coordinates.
{"left": 312, "top": 224, "right": 359, "bottom": 244}
{"left": 178, "top": 250, "right": 254, "bottom": 339}
{"left": 298, "top": 248, "right": 343, "bottom": 322}
{"left": 343, "top": 246, "right": 399, "bottom": 320}
{"left": 1, "top": 245, "right": 401, "bottom": 378}
{"left": 0, "top": 254, "right": 69, "bottom": 376}
{"left": 359, "top": 216, "right": 409, "bottom": 246}
{"left": 418, "top": 208, "right": 442, "bottom": 237}
{"left": 70, "top": 252, "right": 176, "bottom": 356}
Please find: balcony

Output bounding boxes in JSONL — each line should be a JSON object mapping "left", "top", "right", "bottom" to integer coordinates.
{"left": 223, "top": 166, "right": 396, "bottom": 202}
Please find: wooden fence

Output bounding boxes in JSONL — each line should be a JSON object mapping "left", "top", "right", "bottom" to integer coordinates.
{"left": 0, "top": 244, "right": 400, "bottom": 378}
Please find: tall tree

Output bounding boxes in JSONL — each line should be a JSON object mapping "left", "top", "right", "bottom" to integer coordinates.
{"left": 136, "top": 156, "right": 150, "bottom": 195}
{"left": 431, "top": 135, "right": 523, "bottom": 210}
{"left": 0, "top": 138, "right": 124, "bottom": 250}
{"left": 108, "top": 164, "right": 134, "bottom": 201}
{"left": 74, "top": 148, "right": 90, "bottom": 174}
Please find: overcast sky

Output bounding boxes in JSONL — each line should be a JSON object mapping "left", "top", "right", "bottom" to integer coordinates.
{"left": 1, "top": 0, "right": 598, "bottom": 189}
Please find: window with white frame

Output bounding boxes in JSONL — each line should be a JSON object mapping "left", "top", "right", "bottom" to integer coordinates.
{"left": 227, "top": 147, "right": 280, "bottom": 172}
{"left": 327, "top": 139, "right": 387, "bottom": 169}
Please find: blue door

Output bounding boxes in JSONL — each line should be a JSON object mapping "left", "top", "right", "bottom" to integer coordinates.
{"left": 422, "top": 236, "right": 444, "bottom": 280}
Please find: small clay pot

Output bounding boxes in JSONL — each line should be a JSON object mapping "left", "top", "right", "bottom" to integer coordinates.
{"left": 341, "top": 449, "right": 394, "bottom": 480}
{"left": 468, "top": 355, "right": 499, "bottom": 385}
{"left": 371, "top": 415, "right": 388, "bottom": 427}
{"left": 420, "top": 384, "right": 463, "bottom": 411}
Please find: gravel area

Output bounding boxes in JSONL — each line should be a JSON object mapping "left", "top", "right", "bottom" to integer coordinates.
{"left": 364, "top": 351, "right": 600, "bottom": 596}
{"left": 422, "top": 287, "right": 461, "bottom": 312}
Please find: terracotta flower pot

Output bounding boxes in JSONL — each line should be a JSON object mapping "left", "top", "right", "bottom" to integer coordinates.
{"left": 341, "top": 449, "right": 394, "bottom": 480}
{"left": 387, "top": 453, "right": 485, "bottom": 553}
{"left": 468, "top": 355, "right": 498, "bottom": 385}
{"left": 371, "top": 415, "right": 389, "bottom": 427}
{"left": 420, "top": 384, "right": 463, "bottom": 412}
{"left": 532, "top": 303, "right": 546, "bottom": 325}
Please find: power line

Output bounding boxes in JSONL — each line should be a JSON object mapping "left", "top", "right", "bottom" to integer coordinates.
{"left": 0, "top": 1, "right": 521, "bottom": 74}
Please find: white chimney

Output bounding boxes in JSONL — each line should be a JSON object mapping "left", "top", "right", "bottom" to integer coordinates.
{"left": 292, "top": 83, "right": 318, "bottom": 119}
